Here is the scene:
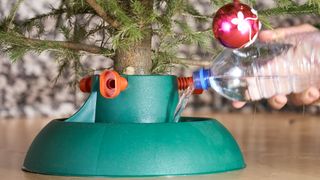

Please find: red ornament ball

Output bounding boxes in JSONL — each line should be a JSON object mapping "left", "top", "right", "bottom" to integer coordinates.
{"left": 212, "top": 2, "right": 261, "bottom": 49}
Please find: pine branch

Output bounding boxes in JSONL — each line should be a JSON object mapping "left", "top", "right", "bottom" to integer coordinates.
{"left": 173, "top": 58, "right": 211, "bottom": 67}
{"left": 308, "top": 0, "right": 320, "bottom": 13}
{"left": 85, "top": 0, "right": 120, "bottom": 29}
{"left": 8, "top": 0, "right": 24, "bottom": 30}
{"left": 26, "top": 39, "right": 110, "bottom": 54}
{"left": 85, "top": 25, "right": 110, "bottom": 38}
{"left": 20, "top": 7, "right": 92, "bottom": 27}
{"left": 181, "top": 13, "right": 212, "bottom": 20}
{"left": 259, "top": 15, "right": 273, "bottom": 30}
{"left": 275, "top": 0, "right": 296, "bottom": 7}
{"left": 0, "top": 31, "right": 113, "bottom": 55}
{"left": 260, "top": 4, "right": 320, "bottom": 16}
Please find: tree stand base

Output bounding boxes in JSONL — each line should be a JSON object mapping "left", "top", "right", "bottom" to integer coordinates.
{"left": 23, "top": 75, "right": 245, "bottom": 177}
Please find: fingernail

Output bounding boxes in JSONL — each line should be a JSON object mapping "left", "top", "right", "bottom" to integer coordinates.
{"left": 275, "top": 96, "right": 286, "bottom": 104}
{"left": 232, "top": 101, "right": 246, "bottom": 109}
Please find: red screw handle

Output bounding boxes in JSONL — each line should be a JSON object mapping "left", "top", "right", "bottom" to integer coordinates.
{"left": 79, "top": 76, "right": 92, "bottom": 93}
{"left": 177, "top": 77, "right": 203, "bottom": 95}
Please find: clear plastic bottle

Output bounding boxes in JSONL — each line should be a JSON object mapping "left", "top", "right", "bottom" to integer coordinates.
{"left": 192, "top": 32, "right": 320, "bottom": 101}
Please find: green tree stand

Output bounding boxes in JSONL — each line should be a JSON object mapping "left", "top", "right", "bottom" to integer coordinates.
{"left": 23, "top": 75, "right": 245, "bottom": 177}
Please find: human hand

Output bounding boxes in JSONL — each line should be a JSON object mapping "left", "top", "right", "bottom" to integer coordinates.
{"left": 232, "top": 24, "right": 320, "bottom": 109}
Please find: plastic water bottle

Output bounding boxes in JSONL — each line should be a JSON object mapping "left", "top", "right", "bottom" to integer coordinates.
{"left": 192, "top": 32, "right": 320, "bottom": 101}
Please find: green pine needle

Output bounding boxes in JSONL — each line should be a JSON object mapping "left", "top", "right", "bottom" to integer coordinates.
{"left": 1, "top": 0, "right": 319, "bottom": 78}
{"left": 261, "top": 4, "right": 320, "bottom": 16}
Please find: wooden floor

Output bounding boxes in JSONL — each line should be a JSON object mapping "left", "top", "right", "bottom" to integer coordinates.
{"left": 1, "top": 112, "right": 320, "bottom": 180}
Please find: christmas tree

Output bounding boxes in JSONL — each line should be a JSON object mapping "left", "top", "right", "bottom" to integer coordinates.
{"left": 0, "top": 0, "right": 319, "bottom": 80}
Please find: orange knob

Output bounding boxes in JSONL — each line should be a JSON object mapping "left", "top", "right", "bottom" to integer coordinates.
{"left": 100, "top": 70, "right": 128, "bottom": 99}
{"left": 79, "top": 76, "right": 92, "bottom": 93}
{"left": 177, "top": 77, "right": 203, "bottom": 95}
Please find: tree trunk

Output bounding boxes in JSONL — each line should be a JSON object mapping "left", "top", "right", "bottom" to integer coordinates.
{"left": 114, "top": 0, "right": 153, "bottom": 75}
{"left": 114, "top": 34, "right": 152, "bottom": 74}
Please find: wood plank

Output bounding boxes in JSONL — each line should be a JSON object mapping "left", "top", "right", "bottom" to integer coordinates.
{"left": 0, "top": 113, "right": 319, "bottom": 179}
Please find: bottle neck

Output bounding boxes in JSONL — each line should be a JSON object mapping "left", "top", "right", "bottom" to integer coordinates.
{"left": 193, "top": 68, "right": 211, "bottom": 90}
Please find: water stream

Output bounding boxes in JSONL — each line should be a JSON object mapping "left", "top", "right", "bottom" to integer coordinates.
{"left": 173, "top": 85, "right": 195, "bottom": 123}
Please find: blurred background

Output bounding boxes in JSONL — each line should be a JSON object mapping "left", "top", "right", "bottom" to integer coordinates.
{"left": 0, "top": 0, "right": 320, "bottom": 119}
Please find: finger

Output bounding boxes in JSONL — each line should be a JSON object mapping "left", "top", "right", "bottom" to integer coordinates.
{"left": 267, "top": 95, "right": 287, "bottom": 109}
{"left": 232, "top": 101, "right": 246, "bottom": 109}
{"left": 312, "top": 98, "right": 320, "bottom": 106}
{"left": 289, "top": 87, "right": 320, "bottom": 106}
{"left": 259, "top": 24, "right": 318, "bottom": 42}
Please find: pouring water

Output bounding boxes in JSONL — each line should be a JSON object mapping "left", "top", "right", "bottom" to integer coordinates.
{"left": 173, "top": 85, "right": 195, "bottom": 122}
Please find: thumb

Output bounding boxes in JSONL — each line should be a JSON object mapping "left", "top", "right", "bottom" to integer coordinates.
{"left": 232, "top": 101, "right": 246, "bottom": 109}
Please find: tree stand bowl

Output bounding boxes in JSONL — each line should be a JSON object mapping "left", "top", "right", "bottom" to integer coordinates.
{"left": 23, "top": 75, "right": 245, "bottom": 177}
